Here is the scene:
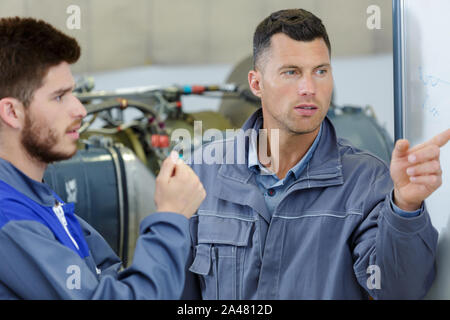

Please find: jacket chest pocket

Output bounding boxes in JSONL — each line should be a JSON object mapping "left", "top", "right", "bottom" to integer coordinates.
{"left": 189, "top": 215, "right": 254, "bottom": 300}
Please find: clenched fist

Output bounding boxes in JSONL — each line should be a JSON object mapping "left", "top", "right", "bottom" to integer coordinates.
{"left": 154, "top": 151, "right": 206, "bottom": 219}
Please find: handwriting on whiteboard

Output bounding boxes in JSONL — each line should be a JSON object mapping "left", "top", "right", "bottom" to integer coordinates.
{"left": 418, "top": 67, "right": 450, "bottom": 117}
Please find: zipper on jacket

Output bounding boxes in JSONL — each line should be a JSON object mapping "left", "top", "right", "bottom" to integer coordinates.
{"left": 53, "top": 202, "right": 80, "bottom": 250}
{"left": 212, "top": 245, "right": 219, "bottom": 299}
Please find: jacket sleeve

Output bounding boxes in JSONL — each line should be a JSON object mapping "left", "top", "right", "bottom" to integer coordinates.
{"left": 180, "top": 214, "right": 202, "bottom": 299}
{"left": 0, "top": 211, "right": 191, "bottom": 300}
{"left": 351, "top": 170, "right": 439, "bottom": 299}
{"left": 76, "top": 215, "right": 123, "bottom": 277}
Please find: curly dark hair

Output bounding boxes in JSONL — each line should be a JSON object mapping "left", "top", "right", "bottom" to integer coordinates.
{"left": 0, "top": 17, "right": 80, "bottom": 106}
{"left": 253, "top": 9, "right": 331, "bottom": 70}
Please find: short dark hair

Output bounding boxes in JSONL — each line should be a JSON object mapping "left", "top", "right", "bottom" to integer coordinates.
{"left": 253, "top": 9, "right": 331, "bottom": 70}
{"left": 0, "top": 17, "right": 80, "bottom": 107}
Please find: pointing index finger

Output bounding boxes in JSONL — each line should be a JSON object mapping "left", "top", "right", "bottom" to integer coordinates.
{"left": 408, "top": 128, "right": 450, "bottom": 153}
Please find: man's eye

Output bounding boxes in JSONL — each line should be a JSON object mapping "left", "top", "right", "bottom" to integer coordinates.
{"left": 284, "top": 70, "right": 297, "bottom": 76}
{"left": 316, "top": 69, "right": 327, "bottom": 75}
{"left": 55, "top": 95, "right": 63, "bottom": 102}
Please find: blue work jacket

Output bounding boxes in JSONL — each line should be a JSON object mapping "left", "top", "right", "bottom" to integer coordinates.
{"left": 185, "top": 108, "right": 438, "bottom": 300}
{"left": 0, "top": 158, "right": 190, "bottom": 299}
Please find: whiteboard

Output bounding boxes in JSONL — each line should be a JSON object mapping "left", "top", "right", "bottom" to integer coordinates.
{"left": 394, "top": 0, "right": 450, "bottom": 299}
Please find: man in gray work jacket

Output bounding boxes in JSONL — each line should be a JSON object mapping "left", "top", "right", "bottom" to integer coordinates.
{"left": 0, "top": 17, "right": 206, "bottom": 299}
{"left": 184, "top": 9, "right": 450, "bottom": 299}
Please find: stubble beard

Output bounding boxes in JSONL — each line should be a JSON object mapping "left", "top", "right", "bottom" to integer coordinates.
{"left": 269, "top": 108, "right": 323, "bottom": 137}
{"left": 21, "top": 112, "right": 77, "bottom": 164}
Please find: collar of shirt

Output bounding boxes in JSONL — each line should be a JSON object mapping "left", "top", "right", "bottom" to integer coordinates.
{"left": 247, "top": 115, "right": 323, "bottom": 187}
{"left": 0, "top": 158, "right": 55, "bottom": 207}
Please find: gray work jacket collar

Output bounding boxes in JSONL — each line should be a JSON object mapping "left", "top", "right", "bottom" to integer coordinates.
{"left": 211, "top": 108, "right": 344, "bottom": 222}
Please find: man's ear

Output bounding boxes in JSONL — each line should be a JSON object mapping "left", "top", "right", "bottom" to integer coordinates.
{"left": 0, "top": 98, "right": 25, "bottom": 130}
{"left": 248, "top": 70, "right": 263, "bottom": 98}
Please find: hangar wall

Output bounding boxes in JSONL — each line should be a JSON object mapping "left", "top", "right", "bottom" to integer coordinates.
{"left": 0, "top": 0, "right": 392, "bottom": 73}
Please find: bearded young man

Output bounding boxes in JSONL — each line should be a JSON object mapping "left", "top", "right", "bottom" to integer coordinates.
{"left": 0, "top": 17, "right": 206, "bottom": 299}
{"left": 184, "top": 9, "right": 450, "bottom": 299}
